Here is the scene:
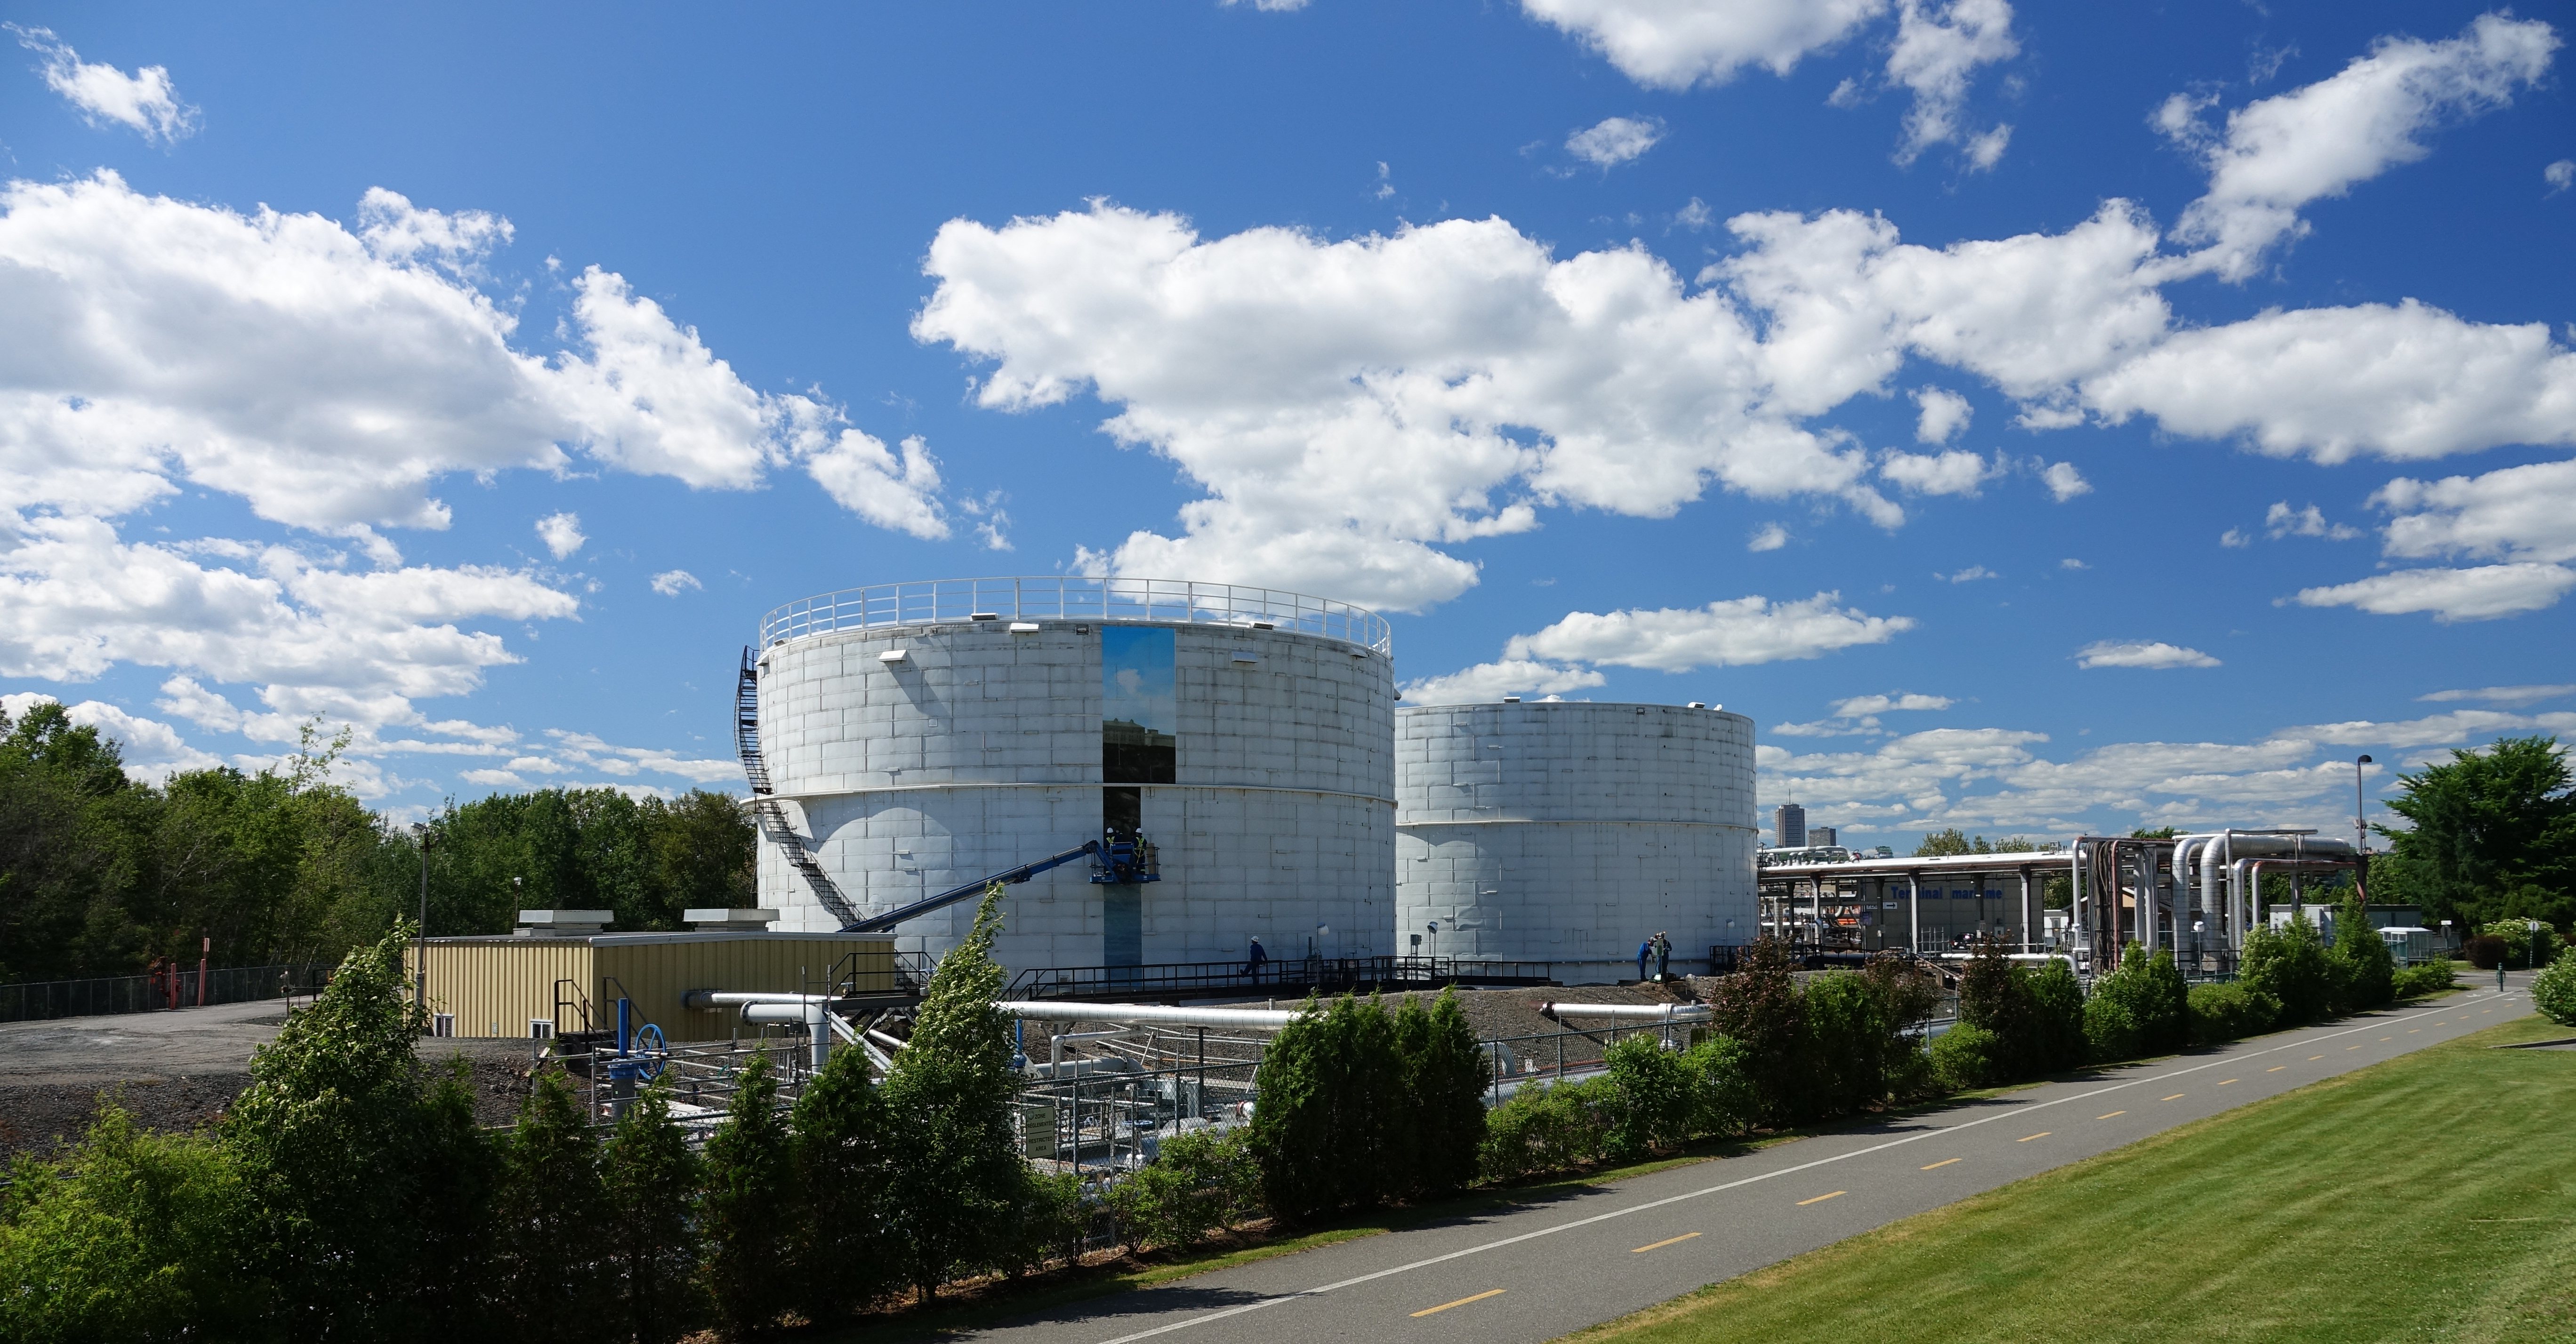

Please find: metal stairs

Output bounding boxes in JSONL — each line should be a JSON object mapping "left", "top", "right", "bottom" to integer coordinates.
{"left": 736, "top": 646, "right": 862, "bottom": 929}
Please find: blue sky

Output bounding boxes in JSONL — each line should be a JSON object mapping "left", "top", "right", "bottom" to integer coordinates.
{"left": 0, "top": 1, "right": 2569, "bottom": 845}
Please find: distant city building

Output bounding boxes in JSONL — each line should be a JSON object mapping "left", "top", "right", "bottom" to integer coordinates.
{"left": 1811, "top": 824, "right": 1836, "bottom": 848}
{"left": 1774, "top": 802, "right": 1806, "bottom": 848}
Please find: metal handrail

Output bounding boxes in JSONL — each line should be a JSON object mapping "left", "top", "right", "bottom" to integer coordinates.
{"left": 757, "top": 576, "right": 1393, "bottom": 656}
{"left": 1006, "top": 956, "right": 1555, "bottom": 1000}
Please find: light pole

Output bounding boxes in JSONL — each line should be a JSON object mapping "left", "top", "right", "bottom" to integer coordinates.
{"left": 2354, "top": 755, "right": 2373, "bottom": 903}
{"left": 410, "top": 823, "right": 434, "bottom": 1007}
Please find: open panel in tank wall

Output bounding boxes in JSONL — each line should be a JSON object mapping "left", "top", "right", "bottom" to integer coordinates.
{"left": 1102, "top": 625, "right": 1176, "bottom": 784}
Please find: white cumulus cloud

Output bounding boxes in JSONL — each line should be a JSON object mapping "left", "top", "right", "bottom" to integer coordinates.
{"left": 2264, "top": 501, "right": 2359, "bottom": 540}
{"left": 1505, "top": 592, "right": 1913, "bottom": 671}
{"left": 1880, "top": 448, "right": 1995, "bottom": 496}
{"left": 1520, "top": 0, "right": 1889, "bottom": 89}
{"left": 2294, "top": 563, "right": 2576, "bottom": 622}
{"left": 1399, "top": 659, "right": 1607, "bottom": 705}
{"left": 1886, "top": 0, "right": 2019, "bottom": 167}
{"left": 2418, "top": 683, "right": 2576, "bottom": 707}
{"left": 649, "top": 569, "right": 703, "bottom": 597}
{"left": 1567, "top": 115, "right": 1666, "bottom": 167}
{"left": 1912, "top": 386, "right": 1972, "bottom": 443}
{"left": 1748, "top": 522, "right": 1789, "bottom": 552}
{"left": 2040, "top": 460, "right": 2091, "bottom": 501}
{"left": 535, "top": 512, "right": 585, "bottom": 559}
{"left": 2076, "top": 640, "right": 2221, "bottom": 669}
{"left": 8, "top": 25, "right": 197, "bottom": 144}
{"left": 0, "top": 692, "right": 222, "bottom": 783}
{"left": 2160, "top": 13, "right": 2559, "bottom": 280}
{"left": 1831, "top": 691, "right": 1953, "bottom": 716}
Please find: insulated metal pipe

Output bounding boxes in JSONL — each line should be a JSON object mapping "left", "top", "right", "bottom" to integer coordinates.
{"left": 1540, "top": 1001, "right": 1713, "bottom": 1023}
{"left": 682, "top": 989, "right": 837, "bottom": 1010}
{"left": 995, "top": 1001, "right": 1307, "bottom": 1029}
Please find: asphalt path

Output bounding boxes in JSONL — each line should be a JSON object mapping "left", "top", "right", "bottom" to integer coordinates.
{"left": 961, "top": 981, "right": 2535, "bottom": 1344}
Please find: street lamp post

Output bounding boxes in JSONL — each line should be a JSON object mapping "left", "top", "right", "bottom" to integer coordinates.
{"left": 2354, "top": 755, "right": 2373, "bottom": 903}
{"left": 410, "top": 824, "right": 434, "bottom": 1008}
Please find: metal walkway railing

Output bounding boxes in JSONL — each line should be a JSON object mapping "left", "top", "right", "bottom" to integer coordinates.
{"left": 1006, "top": 956, "right": 1556, "bottom": 1002}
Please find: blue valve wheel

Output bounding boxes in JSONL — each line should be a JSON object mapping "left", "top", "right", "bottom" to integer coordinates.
{"left": 633, "top": 1022, "right": 669, "bottom": 1079}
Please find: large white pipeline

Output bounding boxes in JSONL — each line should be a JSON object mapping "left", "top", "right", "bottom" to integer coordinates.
{"left": 1539, "top": 1001, "right": 1713, "bottom": 1023}
{"left": 995, "top": 1000, "right": 1307, "bottom": 1030}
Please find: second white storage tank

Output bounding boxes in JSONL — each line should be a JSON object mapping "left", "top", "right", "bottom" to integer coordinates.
{"left": 1394, "top": 701, "right": 1757, "bottom": 982}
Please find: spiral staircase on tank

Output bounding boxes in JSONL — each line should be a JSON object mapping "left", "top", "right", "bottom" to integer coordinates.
{"left": 735, "top": 647, "right": 862, "bottom": 929}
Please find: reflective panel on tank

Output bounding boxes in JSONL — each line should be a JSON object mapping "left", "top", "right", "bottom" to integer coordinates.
{"left": 1102, "top": 625, "right": 1176, "bottom": 784}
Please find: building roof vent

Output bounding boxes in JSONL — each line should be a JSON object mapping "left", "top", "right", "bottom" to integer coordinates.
{"left": 515, "top": 909, "right": 611, "bottom": 937}
{"left": 685, "top": 907, "right": 781, "bottom": 932}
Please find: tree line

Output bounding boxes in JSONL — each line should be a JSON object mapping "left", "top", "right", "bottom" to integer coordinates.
{"left": 0, "top": 702, "right": 756, "bottom": 984}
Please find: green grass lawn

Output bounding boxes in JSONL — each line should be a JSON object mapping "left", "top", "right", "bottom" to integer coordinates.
{"left": 1568, "top": 1014, "right": 2576, "bottom": 1344}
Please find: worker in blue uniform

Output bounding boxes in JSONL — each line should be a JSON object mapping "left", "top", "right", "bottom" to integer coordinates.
{"left": 1244, "top": 936, "right": 1269, "bottom": 978}
{"left": 1636, "top": 938, "right": 1651, "bottom": 983}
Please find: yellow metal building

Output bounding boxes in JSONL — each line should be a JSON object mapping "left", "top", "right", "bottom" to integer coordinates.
{"left": 408, "top": 931, "right": 896, "bottom": 1041}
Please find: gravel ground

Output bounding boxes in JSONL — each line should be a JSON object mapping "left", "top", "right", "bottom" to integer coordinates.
{"left": 0, "top": 999, "right": 572, "bottom": 1161}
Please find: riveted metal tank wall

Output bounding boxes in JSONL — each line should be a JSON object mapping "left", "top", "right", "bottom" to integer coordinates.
{"left": 750, "top": 579, "right": 1395, "bottom": 974}
{"left": 1394, "top": 701, "right": 1757, "bottom": 982}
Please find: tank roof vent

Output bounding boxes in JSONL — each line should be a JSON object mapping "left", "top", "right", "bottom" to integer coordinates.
{"left": 1008, "top": 621, "right": 1041, "bottom": 633}
{"left": 1688, "top": 701, "right": 1707, "bottom": 709}
{"left": 1502, "top": 695, "right": 1521, "bottom": 703}
{"left": 878, "top": 648, "right": 909, "bottom": 663}
{"left": 969, "top": 611, "right": 1000, "bottom": 621}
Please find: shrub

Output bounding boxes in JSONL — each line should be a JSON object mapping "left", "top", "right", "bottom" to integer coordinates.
{"left": 2465, "top": 934, "right": 2508, "bottom": 969}
{"left": 2086, "top": 943, "right": 2186, "bottom": 1059}
{"left": 2533, "top": 950, "right": 2576, "bottom": 1026}
{"left": 1112, "top": 1128, "right": 1256, "bottom": 1252}
{"left": 1704, "top": 937, "right": 1809, "bottom": 1124}
{"left": 2084, "top": 995, "right": 2141, "bottom": 1064}
{"left": 1478, "top": 1078, "right": 1611, "bottom": 1182}
{"left": 1000, "top": 1170, "right": 1095, "bottom": 1276}
{"left": 1247, "top": 993, "right": 1405, "bottom": 1223}
{"left": 604, "top": 1077, "right": 703, "bottom": 1344}
{"left": 1683, "top": 1034, "right": 1759, "bottom": 1138}
{"left": 2186, "top": 982, "right": 2280, "bottom": 1044}
{"left": 1803, "top": 972, "right": 1891, "bottom": 1115}
{"left": 2484, "top": 918, "right": 2560, "bottom": 968}
{"left": 2328, "top": 892, "right": 2395, "bottom": 1013}
{"left": 2391, "top": 960, "right": 2459, "bottom": 1000}
{"left": 2241, "top": 912, "right": 2334, "bottom": 1025}
{"left": 1601, "top": 1035, "right": 1697, "bottom": 1161}
{"left": 699, "top": 1051, "right": 797, "bottom": 1335}
{"left": 1955, "top": 938, "right": 2029, "bottom": 1068}
{"left": 1928, "top": 1023, "right": 2006, "bottom": 1090}
{"left": 0, "top": 1105, "right": 261, "bottom": 1343}
{"left": 2022, "top": 960, "right": 2089, "bottom": 1073}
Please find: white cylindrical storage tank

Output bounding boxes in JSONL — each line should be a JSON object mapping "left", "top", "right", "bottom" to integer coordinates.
{"left": 749, "top": 578, "right": 1395, "bottom": 976}
{"left": 1395, "top": 701, "right": 1756, "bottom": 984}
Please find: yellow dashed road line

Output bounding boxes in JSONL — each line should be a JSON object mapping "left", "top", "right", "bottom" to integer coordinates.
{"left": 2018, "top": 1132, "right": 2051, "bottom": 1142}
{"left": 2161, "top": 1093, "right": 2186, "bottom": 1101}
{"left": 1412, "top": 1289, "right": 1505, "bottom": 1318}
{"left": 2096, "top": 1111, "right": 2125, "bottom": 1120}
{"left": 1921, "top": 1158, "right": 1961, "bottom": 1170}
{"left": 2267, "top": 1066, "right": 2285, "bottom": 1073}
{"left": 1797, "top": 1191, "right": 1846, "bottom": 1206}
{"left": 1630, "top": 1232, "right": 1700, "bottom": 1254}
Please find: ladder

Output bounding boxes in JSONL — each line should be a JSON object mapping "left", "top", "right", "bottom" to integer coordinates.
{"left": 736, "top": 647, "right": 861, "bottom": 928}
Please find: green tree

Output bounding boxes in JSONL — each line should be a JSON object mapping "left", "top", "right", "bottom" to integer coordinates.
{"left": 2022, "top": 959, "right": 2088, "bottom": 1072}
{"left": 604, "top": 1077, "right": 704, "bottom": 1344}
{"left": 1704, "top": 937, "right": 1809, "bottom": 1124}
{"left": 699, "top": 1052, "right": 797, "bottom": 1337}
{"left": 494, "top": 1071, "right": 614, "bottom": 1344}
{"left": 2328, "top": 890, "right": 2396, "bottom": 1013}
{"left": 2377, "top": 736, "right": 2576, "bottom": 930}
{"left": 2088, "top": 944, "right": 2187, "bottom": 1058}
{"left": 1954, "top": 936, "right": 2030, "bottom": 1072}
{"left": 1393, "top": 988, "right": 1488, "bottom": 1200}
{"left": 222, "top": 921, "right": 499, "bottom": 1340}
{"left": 1915, "top": 828, "right": 1994, "bottom": 857}
{"left": 881, "top": 884, "right": 1027, "bottom": 1295}
{"left": 789, "top": 1041, "right": 894, "bottom": 1324}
